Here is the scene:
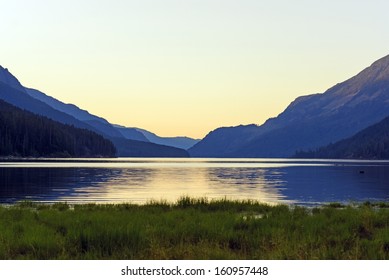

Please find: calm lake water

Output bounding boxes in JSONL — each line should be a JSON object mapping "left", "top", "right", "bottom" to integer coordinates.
{"left": 1, "top": 158, "right": 389, "bottom": 205}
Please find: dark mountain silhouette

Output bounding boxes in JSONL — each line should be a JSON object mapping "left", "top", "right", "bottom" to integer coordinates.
{"left": 113, "top": 124, "right": 150, "bottom": 142}
{"left": 113, "top": 124, "right": 199, "bottom": 149}
{"left": 0, "top": 79, "right": 97, "bottom": 133}
{"left": 188, "top": 125, "right": 259, "bottom": 157}
{"left": 0, "top": 66, "right": 27, "bottom": 93}
{"left": 135, "top": 128, "right": 200, "bottom": 150}
{"left": 24, "top": 87, "right": 196, "bottom": 151}
{"left": 189, "top": 54, "right": 389, "bottom": 157}
{"left": 0, "top": 66, "right": 189, "bottom": 157}
{"left": 110, "top": 126, "right": 191, "bottom": 157}
{"left": 295, "top": 115, "right": 389, "bottom": 159}
{"left": 25, "top": 88, "right": 123, "bottom": 138}
{"left": 111, "top": 137, "right": 189, "bottom": 157}
{"left": 0, "top": 99, "right": 116, "bottom": 157}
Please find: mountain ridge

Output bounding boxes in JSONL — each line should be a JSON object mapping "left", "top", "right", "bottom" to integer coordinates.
{"left": 0, "top": 66, "right": 189, "bottom": 157}
{"left": 24, "top": 87, "right": 124, "bottom": 138}
{"left": 135, "top": 128, "right": 200, "bottom": 150}
{"left": 0, "top": 66, "right": 27, "bottom": 93}
{"left": 189, "top": 54, "right": 389, "bottom": 157}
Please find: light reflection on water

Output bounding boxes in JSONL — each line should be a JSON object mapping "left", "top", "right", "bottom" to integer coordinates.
{"left": 1, "top": 158, "right": 389, "bottom": 205}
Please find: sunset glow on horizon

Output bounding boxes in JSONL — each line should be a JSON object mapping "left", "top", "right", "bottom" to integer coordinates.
{"left": 1, "top": 0, "right": 389, "bottom": 139}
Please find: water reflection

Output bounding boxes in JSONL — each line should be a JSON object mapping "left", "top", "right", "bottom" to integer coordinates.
{"left": 279, "top": 165, "right": 389, "bottom": 205}
{"left": 0, "top": 167, "right": 155, "bottom": 203}
{"left": 1, "top": 158, "right": 389, "bottom": 205}
{"left": 207, "top": 168, "right": 290, "bottom": 204}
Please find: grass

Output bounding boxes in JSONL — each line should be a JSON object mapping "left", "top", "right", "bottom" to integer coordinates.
{"left": 1, "top": 197, "right": 389, "bottom": 259}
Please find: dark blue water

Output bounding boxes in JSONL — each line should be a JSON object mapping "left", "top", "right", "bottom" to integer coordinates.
{"left": 1, "top": 158, "right": 389, "bottom": 205}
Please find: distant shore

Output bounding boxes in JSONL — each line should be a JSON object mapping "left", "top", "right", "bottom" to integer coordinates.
{"left": 1, "top": 198, "right": 389, "bottom": 260}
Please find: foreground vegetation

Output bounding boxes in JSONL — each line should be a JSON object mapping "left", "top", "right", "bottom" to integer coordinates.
{"left": 1, "top": 198, "right": 389, "bottom": 259}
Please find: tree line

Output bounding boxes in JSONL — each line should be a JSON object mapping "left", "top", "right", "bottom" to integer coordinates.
{"left": 295, "top": 115, "right": 389, "bottom": 159}
{"left": 0, "top": 99, "right": 116, "bottom": 157}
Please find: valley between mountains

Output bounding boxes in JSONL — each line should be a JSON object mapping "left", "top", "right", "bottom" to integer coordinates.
{"left": 2, "top": 54, "right": 389, "bottom": 159}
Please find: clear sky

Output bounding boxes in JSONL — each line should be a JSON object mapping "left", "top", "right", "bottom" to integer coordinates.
{"left": 1, "top": 0, "right": 389, "bottom": 139}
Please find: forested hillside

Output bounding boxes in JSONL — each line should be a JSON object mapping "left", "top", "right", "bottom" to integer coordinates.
{"left": 0, "top": 99, "right": 116, "bottom": 157}
{"left": 295, "top": 115, "right": 389, "bottom": 159}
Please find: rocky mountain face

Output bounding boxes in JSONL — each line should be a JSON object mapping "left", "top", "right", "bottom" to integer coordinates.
{"left": 189, "top": 54, "right": 389, "bottom": 157}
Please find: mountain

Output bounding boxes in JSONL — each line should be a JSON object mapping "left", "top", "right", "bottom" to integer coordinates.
{"left": 111, "top": 137, "right": 189, "bottom": 157}
{"left": 112, "top": 124, "right": 194, "bottom": 156}
{"left": 113, "top": 125, "right": 150, "bottom": 142}
{"left": 295, "top": 115, "right": 389, "bottom": 159}
{"left": 189, "top": 54, "right": 389, "bottom": 158}
{"left": 25, "top": 88, "right": 123, "bottom": 138}
{"left": 187, "top": 124, "right": 260, "bottom": 157}
{"left": 113, "top": 125, "right": 199, "bottom": 150}
{"left": 0, "top": 66, "right": 27, "bottom": 93}
{"left": 135, "top": 128, "right": 200, "bottom": 150}
{"left": 0, "top": 66, "right": 189, "bottom": 157}
{"left": 0, "top": 80, "right": 98, "bottom": 133}
{"left": 0, "top": 99, "right": 116, "bottom": 157}
{"left": 24, "top": 87, "right": 196, "bottom": 151}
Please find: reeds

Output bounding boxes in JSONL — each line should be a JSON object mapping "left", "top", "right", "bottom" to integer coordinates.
{"left": 1, "top": 197, "right": 389, "bottom": 259}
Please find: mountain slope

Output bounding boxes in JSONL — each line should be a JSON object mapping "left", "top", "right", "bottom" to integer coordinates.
{"left": 0, "top": 66, "right": 27, "bottom": 93}
{"left": 113, "top": 125, "right": 150, "bottom": 142}
{"left": 136, "top": 128, "right": 200, "bottom": 150}
{"left": 0, "top": 99, "right": 116, "bottom": 157}
{"left": 25, "top": 88, "right": 124, "bottom": 138}
{"left": 111, "top": 137, "right": 189, "bottom": 157}
{"left": 188, "top": 125, "right": 258, "bottom": 157}
{"left": 0, "top": 66, "right": 190, "bottom": 157}
{"left": 189, "top": 54, "right": 389, "bottom": 158}
{"left": 295, "top": 115, "right": 389, "bottom": 159}
{"left": 0, "top": 80, "right": 98, "bottom": 132}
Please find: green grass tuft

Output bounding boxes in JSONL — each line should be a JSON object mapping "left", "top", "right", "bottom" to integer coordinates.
{"left": 1, "top": 199, "right": 389, "bottom": 259}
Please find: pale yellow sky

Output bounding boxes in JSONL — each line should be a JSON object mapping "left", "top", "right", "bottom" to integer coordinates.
{"left": 1, "top": 0, "right": 389, "bottom": 138}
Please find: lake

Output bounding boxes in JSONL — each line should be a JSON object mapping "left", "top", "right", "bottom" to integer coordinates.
{"left": 1, "top": 158, "right": 389, "bottom": 205}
